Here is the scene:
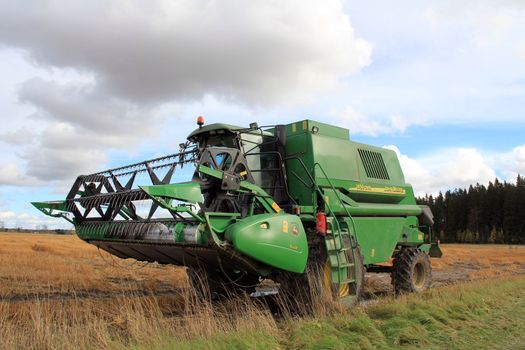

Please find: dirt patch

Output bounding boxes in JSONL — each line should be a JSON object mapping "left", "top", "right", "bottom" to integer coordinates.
{"left": 364, "top": 244, "right": 525, "bottom": 296}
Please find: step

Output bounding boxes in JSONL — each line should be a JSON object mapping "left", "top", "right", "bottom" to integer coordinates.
{"left": 341, "top": 278, "right": 356, "bottom": 284}
{"left": 339, "top": 263, "right": 355, "bottom": 268}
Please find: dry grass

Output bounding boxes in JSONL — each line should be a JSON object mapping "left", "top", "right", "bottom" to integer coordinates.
{"left": 1, "top": 232, "right": 524, "bottom": 349}
{"left": 434, "top": 244, "right": 525, "bottom": 279}
{"left": 0, "top": 232, "right": 186, "bottom": 297}
{"left": 0, "top": 290, "right": 281, "bottom": 349}
{"left": 0, "top": 232, "right": 319, "bottom": 349}
{"left": 3, "top": 232, "right": 523, "bottom": 297}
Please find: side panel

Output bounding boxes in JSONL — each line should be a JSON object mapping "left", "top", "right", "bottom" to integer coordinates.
{"left": 310, "top": 133, "right": 360, "bottom": 183}
{"left": 352, "top": 217, "right": 406, "bottom": 264}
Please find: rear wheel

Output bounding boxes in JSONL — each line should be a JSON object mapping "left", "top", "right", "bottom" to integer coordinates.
{"left": 391, "top": 247, "right": 432, "bottom": 294}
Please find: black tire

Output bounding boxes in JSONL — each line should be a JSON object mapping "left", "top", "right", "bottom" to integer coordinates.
{"left": 348, "top": 246, "right": 366, "bottom": 299}
{"left": 391, "top": 248, "right": 432, "bottom": 294}
{"left": 275, "top": 235, "right": 365, "bottom": 308}
{"left": 186, "top": 267, "right": 259, "bottom": 300}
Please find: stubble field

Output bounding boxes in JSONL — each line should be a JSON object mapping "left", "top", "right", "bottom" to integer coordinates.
{"left": 1, "top": 232, "right": 524, "bottom": 349}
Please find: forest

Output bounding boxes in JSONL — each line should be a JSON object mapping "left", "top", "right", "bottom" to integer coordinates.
{"left": 417, "top": 175, "right": 525, "bottom": 244}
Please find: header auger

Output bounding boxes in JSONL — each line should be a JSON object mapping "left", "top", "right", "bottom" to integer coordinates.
{"left": 33, "top": 118, "right": 442, "bottom": 303}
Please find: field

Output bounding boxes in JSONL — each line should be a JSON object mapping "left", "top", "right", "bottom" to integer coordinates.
{"left": 1, "top": 232, "right": 524, "bottom": 349}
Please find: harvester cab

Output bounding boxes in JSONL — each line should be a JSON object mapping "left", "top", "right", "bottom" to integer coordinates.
{"left": 32, "top": 118, "right": 441, "bottom": 303}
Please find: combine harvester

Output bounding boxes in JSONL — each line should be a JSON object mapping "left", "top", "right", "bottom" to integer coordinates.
{"left": 33, "top": 118, "right": 441, "bottom": 303}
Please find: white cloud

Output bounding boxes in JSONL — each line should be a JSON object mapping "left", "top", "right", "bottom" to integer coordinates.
{"left": 514, "top": 145, "right": 525, "bottom": 173}
{"left": 490, "top": 144, "right": 525, "bottom": 181}
{"left": 336, "top": 106, "right": 429, "bottom": 136}
{"left": 0, "top": 210, "right": 72, "bottom": 229}
{"left": 340, "top": 1, "right": 525, "bottom": 133}
{"left": 0, "top": 210, "right": 16, "bottom": 220}
{"left": 0, "top": 163, "right": 35, "bottom": 186}
{"left": 385, "top": 145, "right": 497, "bottom": 196}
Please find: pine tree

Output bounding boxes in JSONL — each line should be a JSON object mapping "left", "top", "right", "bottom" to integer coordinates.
{"left": 417, "top": 175, "right": 525, "bottom": 244}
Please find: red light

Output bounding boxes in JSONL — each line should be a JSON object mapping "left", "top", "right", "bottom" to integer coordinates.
{"left": 197, "top": 116, "right": 204, "bottom": 127}
{"left": 316, "top": 211, "right": 327, "bottom": 236}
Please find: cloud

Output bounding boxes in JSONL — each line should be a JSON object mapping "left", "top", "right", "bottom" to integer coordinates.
{"left": 336, "top": 106, "right": 429, "bottom": 136}
{"left": 18, "top": 78, "right": 155, "bottom": 140}
{"left": 0, "top": 210, "right": 72, "bottom": 229}
{"left": 0, "top": 128, "right": 37, "bottom": 146}
{"left": 340, "top": 1, "right": 525, "bottom": 133}
{"left": 0, "top": 163, "right": 35, "bottom": 186}
{"left": 20, "top": 135, "right": 108, "bottom": 182}
{"left": 0, "top": 0, "right": 371, "bottom": 106}
{"left": 490, "top": 144, "right": 525, "bottom": 180}
{"left": 0, "top": 210, "right": 16, "bottom": 220}
{"left": 385, "top": 145, "right": 497, "bottom": 195}
{"left": 8, "top": 78, "right": 163, "bottom": 182}
{"left": 514, "top": 145, "right": 525, "bottom": 173}
{"left": 0, "top": 0, "right": 372, "bottom": 186}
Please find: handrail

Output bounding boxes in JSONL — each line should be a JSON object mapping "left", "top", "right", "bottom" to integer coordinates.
{"left": 313, "top": 163, "right": 351, "bottom": 217}
{"left": 312, "top": 163, "right": 357, "bottom": 247}
{"left": 312, "top": 163, "right": 346, "bottom": 249}
{"left": 313, "top": 162, "right": 359, "bottom": 286}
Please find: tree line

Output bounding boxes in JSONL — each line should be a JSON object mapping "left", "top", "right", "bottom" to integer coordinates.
{"left": 417, "top": 175, "right": 525, "bottom": 244}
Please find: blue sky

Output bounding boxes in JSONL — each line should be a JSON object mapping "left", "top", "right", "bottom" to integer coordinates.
{"left": 0, "top": 0, "right": 524, "bottom": 228}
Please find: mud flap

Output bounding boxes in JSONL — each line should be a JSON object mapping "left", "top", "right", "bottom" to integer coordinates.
{"left": 429, "top": 242, "right": 443, "bottom": 258}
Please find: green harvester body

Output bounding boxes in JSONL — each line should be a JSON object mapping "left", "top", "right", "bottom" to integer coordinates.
{"left": 33, "top": 119, "right": 441, "bottom": 301}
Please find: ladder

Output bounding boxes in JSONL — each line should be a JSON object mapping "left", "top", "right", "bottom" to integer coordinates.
{"left": 313, "top": 163, "right": 360, "bottom": 297}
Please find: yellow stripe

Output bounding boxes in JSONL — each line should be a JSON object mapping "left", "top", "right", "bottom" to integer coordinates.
{"left": 349, "top": 184, "right": 406, "bottom": 195}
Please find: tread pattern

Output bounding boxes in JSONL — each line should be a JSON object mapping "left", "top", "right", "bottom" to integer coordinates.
{"left": 349, "top": 247, "right": 365, "bottom": 299}
{"left": 391, "top": 247, "right": 432, "bottom": 294}
{"left": 275, "top": 229, "right": 365, "bottom": 308}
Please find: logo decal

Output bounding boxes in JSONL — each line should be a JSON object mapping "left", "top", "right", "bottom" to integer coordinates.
{"left": 282, "top": 220, "right": 289, "bottom": 233}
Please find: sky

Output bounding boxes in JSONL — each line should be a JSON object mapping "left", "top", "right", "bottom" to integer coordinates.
{"left": 0, "top": 0, "right": 524, "bottom": 229}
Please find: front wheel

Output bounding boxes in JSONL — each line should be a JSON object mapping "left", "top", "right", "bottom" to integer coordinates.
{"left": 186, "top": 267, "right": 259, "bottom": 300}
{"left": 391, "top": 247, "right": 432, "bottom": 294}
{"left": 276, "top": 242, "right": 365, "bottom": 310}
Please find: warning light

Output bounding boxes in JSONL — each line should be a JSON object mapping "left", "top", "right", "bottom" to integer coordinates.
{"left": 316, "top": 211, "right": 327, "bottom": 236}
{"left": 197, "top": 116, "right": 205, "bottom": 128}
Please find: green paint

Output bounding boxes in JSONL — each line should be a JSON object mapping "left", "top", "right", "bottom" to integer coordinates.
{"left": 225, "top": 213, "right": 308, "bottom": 273}
{"left": 351, "top": 217, "right": 406, "bottom": 264}
{"left": 140, "top": 182, "right": 204, "bottom": 203}
{"left": 31, "top": 200, "right": 73, "bottom": 223}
